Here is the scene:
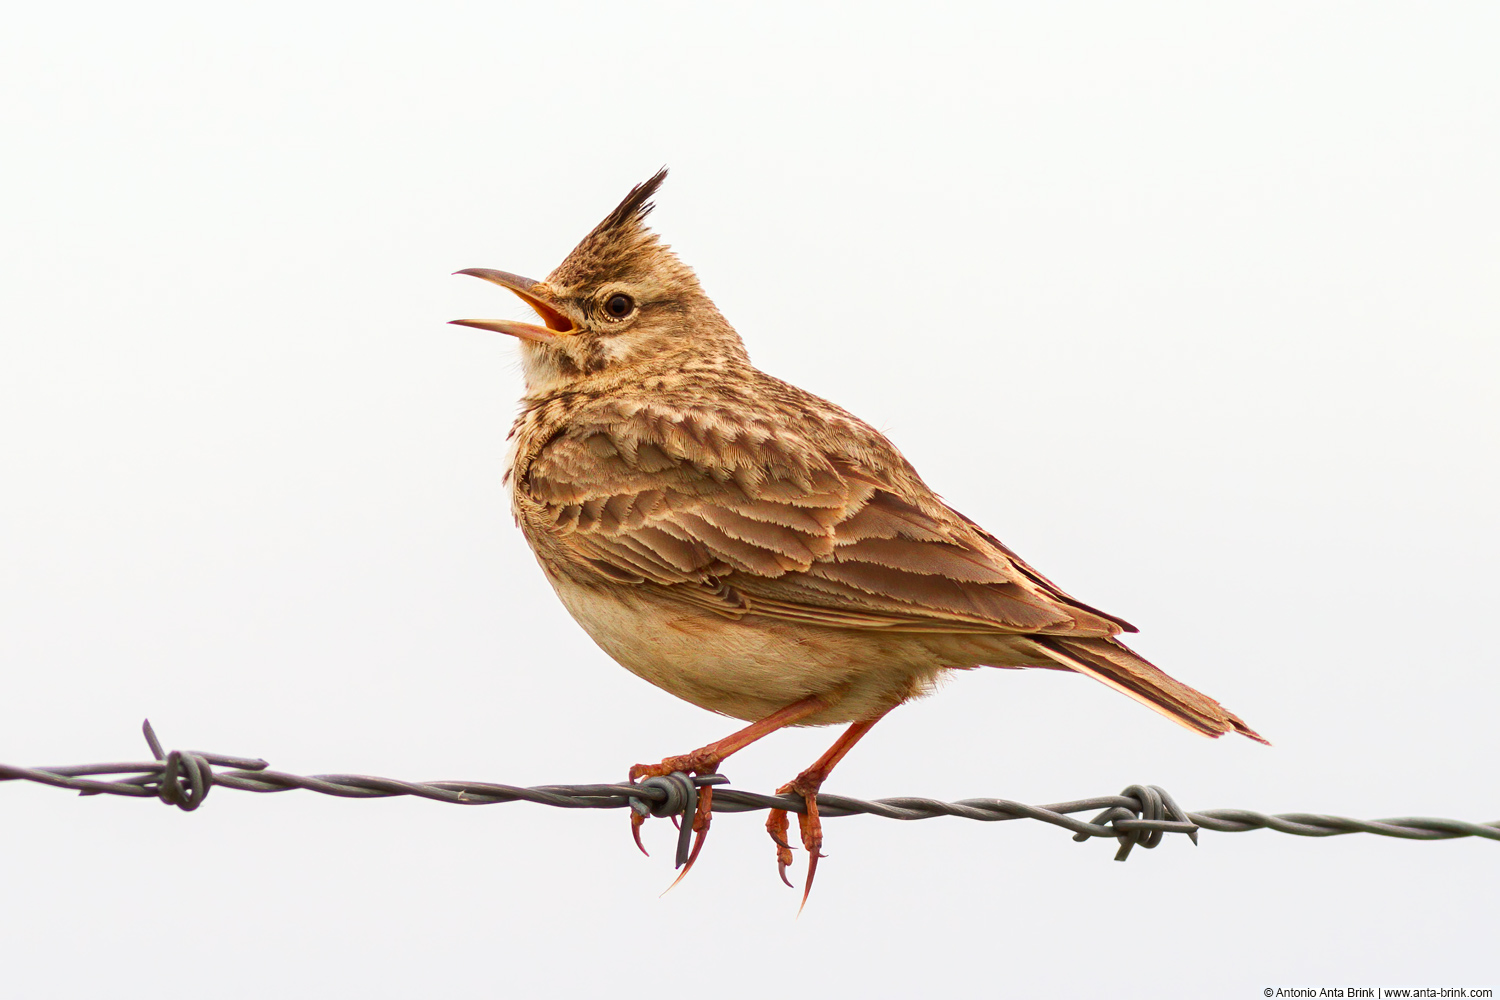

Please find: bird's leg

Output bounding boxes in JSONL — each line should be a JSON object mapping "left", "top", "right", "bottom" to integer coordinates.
{"left": 766, "top": 708, "right": 891, "bottom": 909}
{"left": 628, "top": 694, "right": 830, "bottom": 879}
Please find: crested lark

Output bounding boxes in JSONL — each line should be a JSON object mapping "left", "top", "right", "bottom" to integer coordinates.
{"left": 453, "top": 169, "right": 1265, "bottom": 901}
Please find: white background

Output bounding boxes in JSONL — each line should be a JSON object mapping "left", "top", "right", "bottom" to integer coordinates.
{"left": 2, "top": 4, "right": 1496, "bottom": 997}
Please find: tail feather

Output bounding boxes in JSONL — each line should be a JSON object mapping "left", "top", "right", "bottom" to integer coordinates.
{"left": 1026, "top": 635, "right": 1268, "bottom": 744}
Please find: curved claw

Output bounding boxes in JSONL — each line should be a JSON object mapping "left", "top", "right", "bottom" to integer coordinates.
{"left": 799, "top": 849, "right": 823, "bottom": 915}
{"left": 661, "top": 788, "right": 714, "bottom": 894}
{"left": 631, "top": 810, "right": 650, "bottom": 857}
{"left": 683, "top": 822, "right": 710, "bottom": 871}
{"left": 662, "top": 826, "right": 708, "bottom": 894}
{"left": 766, "top": 807, "right": 796, "bottom": 887}
{"left": 796, "top": 792, "right": 825, "bottom": 910}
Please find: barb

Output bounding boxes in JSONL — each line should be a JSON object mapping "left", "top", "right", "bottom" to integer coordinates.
{"left": 3, "top": 721, "right": 1497, "bottom": 857}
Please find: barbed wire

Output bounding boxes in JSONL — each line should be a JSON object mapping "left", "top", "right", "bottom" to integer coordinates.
{"left": 3, "top": 721, "right": 1497, "bottom": 865}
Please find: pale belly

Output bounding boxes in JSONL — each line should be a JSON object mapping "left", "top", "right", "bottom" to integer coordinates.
{"left": 544, "top": 569, "right": 971, "bottom": 726}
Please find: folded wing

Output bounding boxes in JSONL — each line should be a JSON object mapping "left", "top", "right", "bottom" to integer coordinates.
{"left": 516, "top": 399, "right": 1132, "bottom": 637}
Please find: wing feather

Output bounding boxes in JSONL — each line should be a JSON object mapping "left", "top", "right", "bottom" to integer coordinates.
{"left": 516, "top": 402, "right": 1127, "bottom": 637}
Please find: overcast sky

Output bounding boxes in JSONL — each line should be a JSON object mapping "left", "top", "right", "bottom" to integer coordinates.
{"left": 2, "top": 4, "right": 1497, "bottom": 997}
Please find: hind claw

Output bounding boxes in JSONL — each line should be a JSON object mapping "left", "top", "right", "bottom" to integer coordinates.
{"left": 797, "top": 799, "right": 826, "bottom": 912}
{"left": 631, "top": 810, "right": 650, "bottom": 857}
{"left": 662, "top": 786, "right": 714, "bottom": 892}
{"left": 664, "top": 828, "right": 708, "bottom": 891}
{"left": 800, "top": 851, "right": 821, "bottom": 914}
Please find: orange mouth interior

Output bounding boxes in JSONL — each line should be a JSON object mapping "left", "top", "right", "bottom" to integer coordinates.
{"left": 517, "top": 291, "right": 575, "bottom": 333}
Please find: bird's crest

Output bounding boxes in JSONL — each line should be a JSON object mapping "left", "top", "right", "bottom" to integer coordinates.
{"left": 590, "top": 167, "right": 667, "bottom": 240}
{"left": 548, "top": 168, "right": 686, "bottom": 288}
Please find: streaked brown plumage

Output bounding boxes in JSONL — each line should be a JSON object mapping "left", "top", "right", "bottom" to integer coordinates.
{"left": 452, "top": 169, "right": 1265, "bottom": 902}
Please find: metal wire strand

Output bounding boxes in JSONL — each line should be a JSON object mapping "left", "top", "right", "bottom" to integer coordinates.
{"left": 3, "top": 721, "right": 1497, "bottom": 855}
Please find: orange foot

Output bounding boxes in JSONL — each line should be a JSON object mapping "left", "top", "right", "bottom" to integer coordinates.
{"left": 764, "top": 711, "right": 889, "bottom": 911}
{"left": 628, "top": 754, "right": 723, "bottom": 886}
{"left": 766, "top": 771, "right": 827, "bottom": 907}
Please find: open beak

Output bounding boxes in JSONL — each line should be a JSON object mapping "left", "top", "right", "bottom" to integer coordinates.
{"left": 449, "top": 268, "right": 576, "bottom": 343}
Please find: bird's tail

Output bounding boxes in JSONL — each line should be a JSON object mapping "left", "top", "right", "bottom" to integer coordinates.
{"left": 1023, "top": 635, "right": 1268, "bottom": 744}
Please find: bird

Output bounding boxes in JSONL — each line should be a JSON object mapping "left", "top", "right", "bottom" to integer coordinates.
{"left": 451, "top": 168, "right": 1265, "bottom": 904}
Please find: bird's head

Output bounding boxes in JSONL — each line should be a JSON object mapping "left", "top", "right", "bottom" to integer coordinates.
{"left": 452, "top": 168, "right": 747, "bottom": 393}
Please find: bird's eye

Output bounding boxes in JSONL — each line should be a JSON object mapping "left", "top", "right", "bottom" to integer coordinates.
{"left": 604, "top": 293, "right": 634, "bottom": 319}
